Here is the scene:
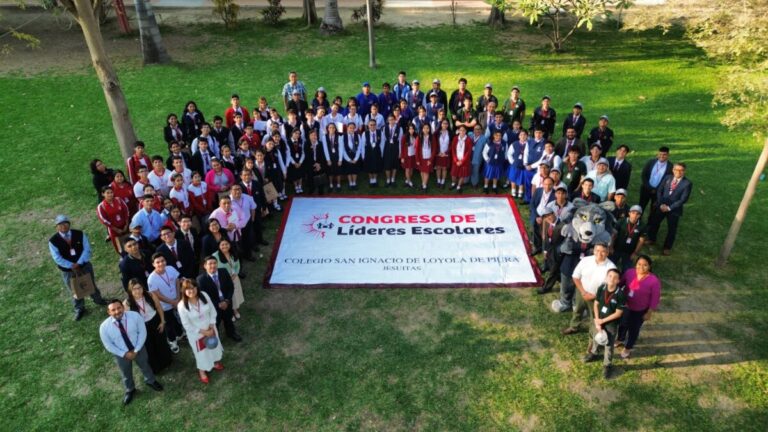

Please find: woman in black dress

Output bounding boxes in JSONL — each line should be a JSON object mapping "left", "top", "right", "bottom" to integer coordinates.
{"left": 124, "top": 279, "right": 172, "bottom": 374}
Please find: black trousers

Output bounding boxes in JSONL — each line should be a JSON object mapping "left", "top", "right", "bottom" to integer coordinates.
{"left": 638, "top": 186, "right": 657, "bottom": 217}
{"left": 215, "top": 304, "right": 237, "bottom": 337}
{"left": 647, "top": 208, "right": 681, "bottom": 250}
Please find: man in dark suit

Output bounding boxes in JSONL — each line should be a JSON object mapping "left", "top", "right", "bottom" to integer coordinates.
{"left": 607, "top": 144, "right": 632, "bottom": 190}
{"left": 530, "top": 176, "right": 557, "bottom": 254}
{"left": 477, "top": 101, "right": 497, "bottom": 133}
{"left": 588, "top": 115, "right": 614, "bottom": 155}
{"left": 197, "top": 257, "right": 242, "bottom": 342}
{"left": 561, "top": 103, "right": 587, "bottom": 139}
{"left": 156, "top": 226, "right": 197, "bottom": 279}
{"left": 570, "top": 178, "right": 601, "bottom": 204}
{"left": 119, "top": 238, "right": 153, "bottom": 291}
{"left": 639, "top": 146, "right": 673, "bottom": 216}
{"left": 647, "top": 163, "right": 692, "bottom": 255}
{"left": 554, "top": 127, "right": 585, "bottom": 160}
{"left": 175, "top": 216, "right": 201, "bottom": 263}
{"left": 190, "top": 138, "right": 215, "bottom": 176}
{"left": 165, "top": 141, "right": 191, "bottom": 170}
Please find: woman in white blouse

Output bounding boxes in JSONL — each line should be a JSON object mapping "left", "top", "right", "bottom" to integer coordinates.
{"left": 177, "top": 279, "right": 223, "bottom": 384}
{"left": 124, "top": 279, "right": 172, "bottom": 373}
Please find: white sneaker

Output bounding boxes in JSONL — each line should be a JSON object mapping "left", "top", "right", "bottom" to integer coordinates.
{"left": 168, "top": 340, "right": 180, "bottom": 354}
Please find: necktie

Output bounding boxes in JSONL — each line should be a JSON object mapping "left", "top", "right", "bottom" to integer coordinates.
{"left": 614, "top": 161, "right": 620, "bottom": 171}
{"left": 670, "top": 179, "right": 679, "bottom": 194}
{"left": 117, "top": 318, "right": 135, "bottom": 352}
{"left": 212, "top": 273, "right": 224, "bottom": 299}
{"left": 171, "top": 245, "right": 177, "bottom": 259}
{"left": 185, "top": 233, "right": 193, "bottom": 251}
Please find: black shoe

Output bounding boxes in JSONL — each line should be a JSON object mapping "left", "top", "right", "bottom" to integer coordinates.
{"left": 582, "top": 353, "right": 599, "bottom": 363}
{"left": 228, "top": 332, "right": 243, "bottom": 342}
{"left": 492, "top": 187, "right": 498, "bottom": 194}
{"left": 123, "top": 390, "right": 135, "bottom": 405}
{"left": 147, "top": 381, "right": 164, "bottom": 391}
{"left": 457, "top": 188, "right": 463, "bottom": 194}
{"left": 536, "top": 286, "right": 552, "bottom": 295}
{"left": 93, "top": 298, "right": 107, "bottom": 306}
{"left": 74, "top": 309, "right": 85, "bottom": 321}
{"left": 603, "top": 365, "right": 613, "bottom": 380}
{"left": 483, "top": 187, "right": 489, "bottom": 194}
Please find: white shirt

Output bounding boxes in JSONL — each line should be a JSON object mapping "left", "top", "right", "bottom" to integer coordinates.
{"left": 572, "top": 256, "right": 617, "bottom": 295}
{"left": 148, "top": 169, "right": 172, "bottom": 197}
{"left": 99, "top": 311, "right": 146, "bottom": 358}
{"left": 167, "top": 168, "right": 192, "bottom": 187}
{"left": 148, "top": 266, "right": 180, "bottom": 311}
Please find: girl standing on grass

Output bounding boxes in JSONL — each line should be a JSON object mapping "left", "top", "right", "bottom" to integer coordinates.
{"left": 213, "top": 239, "right": 244, "bottom": 320}
{"left": 382, "top": 114, "right": 402, "bottom": 187}
{"left": 434, "top": 119, "right": 452, "bottom": 189}
{"left": 450, "top": 125, "right": 472, "bottom": 192}
{"left": 400, "top": 123, "right": 418, "bottom": 188}
{"left": 416, "top": 123, "right": 436, "bottom": 191}
{"left": 341, "top": 123, "right": 363, "bottom": 190}
{"left": 483, "top": 130, "right": 506, "bottom": 194}
{"left": 323, "top": 122, "right": 343, "bottom": 192}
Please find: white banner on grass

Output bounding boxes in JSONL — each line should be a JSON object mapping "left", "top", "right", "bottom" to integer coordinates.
{"left": 266, "top": 196, "right": 541, "bottom": 288}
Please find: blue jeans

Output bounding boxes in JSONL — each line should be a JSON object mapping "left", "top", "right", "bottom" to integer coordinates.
{"left": 558, "top": 272, "right": 575, "bottom": 311}
{"left": 59, "top": 262, "right": 104, "bottom": 311}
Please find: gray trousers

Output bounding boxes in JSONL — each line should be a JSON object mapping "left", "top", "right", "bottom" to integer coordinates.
{"left": 471, "top": 162, "right": 483, "bottom": 187}
{"left": 59, "top": 262, "right": 104, "bottom": 311}
{"left": 114, "top": 346, "right": 156, "bottom": 392}
{"left": 590, "top": 323, "right": 618, "bottom": 366}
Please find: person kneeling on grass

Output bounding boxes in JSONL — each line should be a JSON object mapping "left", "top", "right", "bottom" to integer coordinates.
{"left": 583, "top": 268, "right": 625, "bottom": 379}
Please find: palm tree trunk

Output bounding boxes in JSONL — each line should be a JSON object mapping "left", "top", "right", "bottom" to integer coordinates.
{"left": 303, "top": 0, "right": 319, "bottom": 25}
{"left": 320, "top": 0, "right": 344, "bottom": 34}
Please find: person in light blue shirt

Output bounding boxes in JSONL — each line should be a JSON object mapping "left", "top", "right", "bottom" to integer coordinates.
{"left": 99, "top": 300, "right": 163, "bottom": 405}
{"left": 130, "top": 196, "right": 168, "bottom": 243}
{"left": 470, "top": 125, "right": 489, "bottom": 187}
{"left": 48, "top": 215, "right": 106, "bottom": 321}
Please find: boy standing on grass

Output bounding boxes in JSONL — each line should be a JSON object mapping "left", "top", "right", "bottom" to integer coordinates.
{"left": 585, "top": 269, "right": 626, "bottom": 379}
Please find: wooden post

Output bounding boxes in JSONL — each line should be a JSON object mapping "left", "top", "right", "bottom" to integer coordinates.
{"left": 366, "top": 0, "right": 376, "bottom": 69}
{"left": 715, "top": 137, "right": 768, "bottom": 267}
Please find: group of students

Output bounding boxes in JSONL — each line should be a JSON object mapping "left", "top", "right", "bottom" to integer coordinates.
{"left": 80, "top": 70, "right": 693, "bottom": 398}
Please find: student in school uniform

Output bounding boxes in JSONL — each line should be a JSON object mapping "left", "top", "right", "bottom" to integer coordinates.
{"left": 381, "top": 114, "right": 402, "bottom": 187}
{"left": 284, "top": 129, "right": 306, "bottom": 194}
{"left": 378, "top": 83, "right": 398, "bottom": 119}
{"left": 415, "top": 123, "right": 437, "bottom": 191}
{"left": 530, "top": 96, "right": 556, "bottom": 139}
{"left": 608, "top": 144, "right": 632, "bottom": 190}
{"left": 502, "top": 86, "right": 526, "bottom": 125}
{"left": 562, "top": 102, "right": 587, "bottom": 139}
{"left": 448, "top": 77, "right": 473, "bottom": 121}
{"left": 570, "top": 177, "right": 602, "bottom": 204}
{"left": 522, "top": 129, "right": 546, "bottom": 203}
{"left": 470, "top": 124, "right": 488, "bottom": 188}
{"left": 97, "top": 185, "right": 131, "bottom": 255}
{"left": 507, "top": 129, "right": 529, "bottom": 199}
{"left": 341, "top": 123, "right": 363, "bottom": 190}
{"left": 476, "top": 83, "right": 499, "bottom": 113}
{"left": 156, "top": 226, "right": 197, "bottom": 279}
{"left": 424, "top": 92, "right": 444, "bottom": 123}
{"left": 561, "top": 146, "right": 588, "bottom": 194}
{"left": 530, "top": 176, "right": 557, "bottom": 253}
{"left": 181, "top": 101, "right": 205, "bottom": 141}
{"left": 210, "top": 116, "right": 234, "bottom": 152}
{"left": 164, "top": 114, "right": 185, "bottom": 146}
{"left": 127, "top": 141, "right": 152, "bottom": 185}
{"left": 393, "top": 71, "right": 410, "bottom": 101}
{"left": 450, "top": 125, "right": 473, "bottom": 192}
{"left": 322, "top": 122, "right": 343, "bottom": 192}
{"left": 405, "top": 80, "right": 425, "bottom": 113}
{"left": 482, "top": 130, "right": 506, "bottom": 194}
{"left": 400, "top": 123, "right": 419, "bottom": 188}
{"left": 581, "top": 143, "right": 603, "bottom": 173}
{"left": 364, "top": 103, "right": 386, "bottom": 131}
{"left": 312, "top": 87, "right": 331, "bottom": 112}
{"left": 168, "top": 174, "right": 193, "bottom": 217}
{"left": 610, "top": 205, "right": 647, "bottom": 271}
{"left": 304, "top": 129, "right": 328, "bottom": 195}
{"left": 454, "top": 96, "right": 477, "bottom": 132}
{"left": 263, "top": 138, "right": 287, "bottom": 201}
{"left": 287, "top": 91, "right": 309, "bottom": 120}
{"left": 434, "top": 119, "right": 453, "bottom": 189}
{"left": 397, "top": 99, "right": 414, "bottom": 130}
{"left": 588, "top": 115, "right": 614, "bottom": 156}
{"left": 224, "top": 94, "right": 250, "bottom": 129}
{"left": 187, "top": 171, "right": 213, "bottom": 222}
{"left": 361, "top": 120, "right": 383, "bottom": 188}
{"left": 356, "top": 82, "right": 379, "bottom": 118}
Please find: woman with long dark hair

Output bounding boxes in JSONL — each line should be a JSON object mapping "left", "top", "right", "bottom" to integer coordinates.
{"left": 177, "top": 279, "right": 223, "bottom": 384}
{"left": 124, "top": 279, "right": 172, "bottom": 373}
{"left": 616, "top": 255, "right": 662, "bottom": 359}
{"left": 90, "top": 159, "right": 114, "bottom": 203}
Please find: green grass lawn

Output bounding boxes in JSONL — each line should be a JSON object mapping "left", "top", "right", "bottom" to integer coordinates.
{"left": 0, "top": 18, "right": 766, "bottom": 431}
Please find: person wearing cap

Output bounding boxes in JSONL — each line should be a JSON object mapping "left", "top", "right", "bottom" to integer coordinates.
{"left": 355, "top": 82, "right": 378, "bottom": 118}
{"left": 546, "top": 185, "right": 575, "bottom": 224}
{"left": 562, "top": 103, "right": 587, "bottom": 139}
{"left": 49, "top": 215, "right": 108, "bottom": 320}
{"left": 585, "top": 158, "right": 617, "bottom": 201}
{"left": 378, "top": 83, "right": 397, "bottom": 119}
{"left": 639, "top": 146, "right": 673, "bottom": 216}
{"left": 549, "top": 166, "right": 567, "bottom": 191}
{"left": 282, "top": 71, "right": 307, "bottom": 110}
{"left": 392, "top": 71, "right": 410, "bottom": 101}
{"left": 287, "top": 90, "right": 309, "bottom": 119}
{"left": 449, "top": 78, "right": 473, "bottom": 120}
{"left": 502, "top": 86, "right": 526, "bottom": 125}
{"left": 530, "top": 96, "right": 557, "bottom": 139}
{"left": 612, "top": 188, "right": 630, "bottom": 220}
{"left": 647, "top": 162, "right": 692, "bottom": 255}
{"left": 405, "top": 80, "right": 425, "bottom": 113}
{"left": 554, "top": 127, "right": 585, "bottom": 161}
{"left": 126, "top": 141, "right": 152, "bottom": 185}
{"left": 311, "top": 87, "right": 330, "bottom": 112}
{"left": 127, "top": 221, "right": 156, "bottom": 254}
{"left": 610, "top": 205, "right": 647, "bottom": 271}
{"left": 429, "top": 79, "right": 448, "bottom": 107}
{"left": 424, "top": 92, "right": 444, "bottom": 123}
{"left": 588, "top": 115, "right": 614, "bottom": 155}
{"left": 607, "top": 144, "right": 632, "bottom": 190}
{"left": 581, "top": 143, "right": 603, "bottom": 173}
{"left": 224, "top": 94, "right": 250, "bottom": 129}
{"left": 584, "top": 268, "right": 626, "bottom": 379}
{"left": 530, "top": 176, "right": 556, "bottom": 254}
{"left": 476, "top": 83, "right": 498, "bottom": 113}
{"left": 131, "top": 195, "right": 168, "bottom": 243}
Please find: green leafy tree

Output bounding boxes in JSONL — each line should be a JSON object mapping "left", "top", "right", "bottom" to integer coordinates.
{"left": 514, "top": 0, "right": 613, "bottom": 51}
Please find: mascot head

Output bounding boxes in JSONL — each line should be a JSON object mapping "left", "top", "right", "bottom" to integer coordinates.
{"left": 563, "top": 199, "right": 616, "bottom": 244}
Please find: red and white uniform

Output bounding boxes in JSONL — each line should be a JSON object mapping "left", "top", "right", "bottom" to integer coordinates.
{"left": 97, "top": 198, "right": 130, "bottom": 253}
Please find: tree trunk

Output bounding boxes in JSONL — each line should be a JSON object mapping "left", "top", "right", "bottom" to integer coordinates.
{"left": 715, "top": 138, "right": 768, "bottom": 267}
{"left": 73, "top": 0, "right": 137, "bottom": 160}
{"left": 488, "top": 5, "right": 505, "bottom": 27}
{"left": 320, "top": 0, "right": 343, "bottom": 34}
{"left": 134, "top": 0, "right": 170, "bottom": 65}
{"left": 366, "top": 0, "right": 376, "bottom": 68}
{"left": 302, "top": 0, "right": 318, "bottom": 25}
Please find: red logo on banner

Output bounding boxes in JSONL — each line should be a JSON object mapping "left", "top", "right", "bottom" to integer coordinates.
{"left": 304, "top": 213, "right": 333, "bottom": 238}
